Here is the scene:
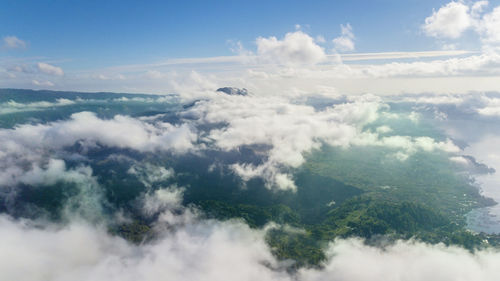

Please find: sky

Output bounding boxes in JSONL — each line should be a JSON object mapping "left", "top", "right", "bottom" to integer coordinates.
{"left": 1, "top": 0, "right": 500, "bottom": 95}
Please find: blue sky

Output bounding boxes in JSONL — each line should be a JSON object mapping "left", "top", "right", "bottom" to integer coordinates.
{"left": 1, "top": 0, "right": 500, "bottom": 94}
{"left": 0, "top": 0, "right": 483, "bottom": 68}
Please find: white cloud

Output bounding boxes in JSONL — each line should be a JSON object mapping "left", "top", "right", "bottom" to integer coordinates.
{"left": 186, "top": 95, "right": 383, "bottom": 190}
{"left": 37, "top": 62, "right": 64, "bottom": 76}
{"left": 0, "top": 157, "right": 94, "bottom": 189}
{"left": 450, "top": 155, "right": 469, "bottom": 165}
{"left": 423, "top": 1, "right": 500, "bottom": 46}
{"left": 182, "top": 96, "right": 381, "bottom": 189}
{"left": 442, "top": 43, "right": 457, "bottom": 50}
{"left": 2, "top": 215, "right": 500, "bottom": 281}
{"left": 376, "top": 125, "right": 392, "bottom": 134}
{"left": 315, "top": 35, "right": 326, "bottom": 44}
{"left": 353, "top": 134, "right": 460, "bottom": 159}
{"left": 472, "top": 1, "right": 489, "bottom": 16}
{"left": 128, "top": 163, "right": 174, "bottom": 188}
{"left": 183, "top": 94, "right": 461, "bottom": 189}
{"left": 478, "top": 106, "right": 500, "bottom": 116}
{"left": 423, "top": 1, "right": 472, "bottom": 39}
{"left": 168, "top": 71, "right": 219, "bottom": 99}
{"left": 1, "top": 216, "right": 289, "bottom": 281}
{"left": 332, "top": 24, "right": 355, "bottom": 52}
{"left": 3, "top": 111, "right": 197, "bottom": 153}
{"left": 478, "top": 6, "right": 500, "bottom": 44}
{"left": 2, "top": 20, "right": 499, "bottom": 98}
{"left": 391, "top": 93, "right": 467, "bottom": 105}
{"left": 0, "top": 112, "right": 197, "bottom": 193}
{"left": 32, "top": 79, "right": 55, "bottom": 87}
{"left": 256, "top": 31, "right": 327, "bottom": 65}
{"left": 339, "top": 50, "right": 473, "bottom": 61}
{"left": 0, "top": 157, "right": 104, "bottom": 221}
{"left": 2, "top": 36, "right": 26, "bottom": 49}
{"left": 476, "top": 96, "right": 500, "bottom": 116}
{"left": 0, "top": 91, "right": 497, "bottom": 280}
{"left": 145, "top": 70, "right": 167, "bottom": 79}
{"left": 390, "top": 93, "right": 500, "bottom": 118}
{"left": 17, "top": 159, "right": 92, "bottom": 187}
{"left": 140, "top": 187, "right": 185, "bottom": 217}
{"left": 357, "top": 52, "right": 500, "bottom": 77}
{"left": 300, "top": 238, "right": 500, "bottom": 281}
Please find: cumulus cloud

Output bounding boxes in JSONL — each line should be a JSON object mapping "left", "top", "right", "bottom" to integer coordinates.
{"left": 299, "top": 238, "right": 500, "bottom": 281}
{"left": 472, "top": 1, "right": 490, "bottom": 16}
{"left": 140, "top": 187, "right": 184, "bottom": 216}
{"left": 256, "top": 31, "right": 327, "bottom": 65}
{"left": 0, "top": 156, "right": 104, "bottom": 221}
{"left": 185, "top": 95, "right": 382, "bottom": 189}
{"left": 423, "top": 1, "right": 473, "bottom": 39}
{"left": 479, "top": 5, "right": 500, "bottom": 44}
{"left": 423, "top": 1, "right": 500, "bottom": 46}
{"left": 0, "top": 90, "right": 498, "bottom": 281}
{"left": 450, "top": 155, "right": 470, "bottom": 165}
{"left": 37, "top": 62, "right": 64, "bottom": 76}
{"left": 0, "top": 214, "right": 291, "bottom": 281}
{"left": 376, "top": 125, "right": 392, "bottom": 134}
{"left": 17, "top": 159, "right": 93, "bottom": 187}
{"left": 2, "top": 36, "right": 26, "bottom": 49}
{"left": 167, "top": 71, "right": 219, "bottom": 99}
{"left": 332, "top": 24, "right": 355, "bottom": 52}
{"left": 476, "top": 96, "right": 500, "bottom": 116}
{"left": 0, "top": 111, "right": 197, "bottom": 198}
{"left": 128, "top": 163, "right": 174, "bottom": 188}
{"left": 0, "top": 111, "right": 197, "bottom": 153}
{"left": 0, "top": 157, "right": 95, "bottom": 190}
{"left": 183, "top": 94, "right": 462, "bottom": 189}
{"left": 2, "top": 214, "right": 500, "bottom": 281}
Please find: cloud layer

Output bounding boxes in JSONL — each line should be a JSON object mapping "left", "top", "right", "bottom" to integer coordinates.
{"left": 256, "top": 31, "right": 327, "bottom": 65}
{"left": 0, "top": 90, "right": 499, "bottom": 280}
{"left": 2, "top": 211, "right": 500, "bottom": 281}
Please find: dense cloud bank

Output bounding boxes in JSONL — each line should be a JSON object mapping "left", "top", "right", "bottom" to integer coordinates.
{"left": 2, "top": 212, "right": 500, "bottom": 281}
{"left": 2, "top": 179, "right": 500, "bottom": 281}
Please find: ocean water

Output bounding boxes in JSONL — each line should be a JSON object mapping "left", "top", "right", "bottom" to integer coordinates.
{"left": 466, "top": 136, "right": 500, "bottom": 234}
{"left": 0, "top": 89, "right": 182, "bottom": 128}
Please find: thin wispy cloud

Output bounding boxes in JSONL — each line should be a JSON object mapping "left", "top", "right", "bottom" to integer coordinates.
{"left": 2, "top": 36, "right": 26, "bottom": 49}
